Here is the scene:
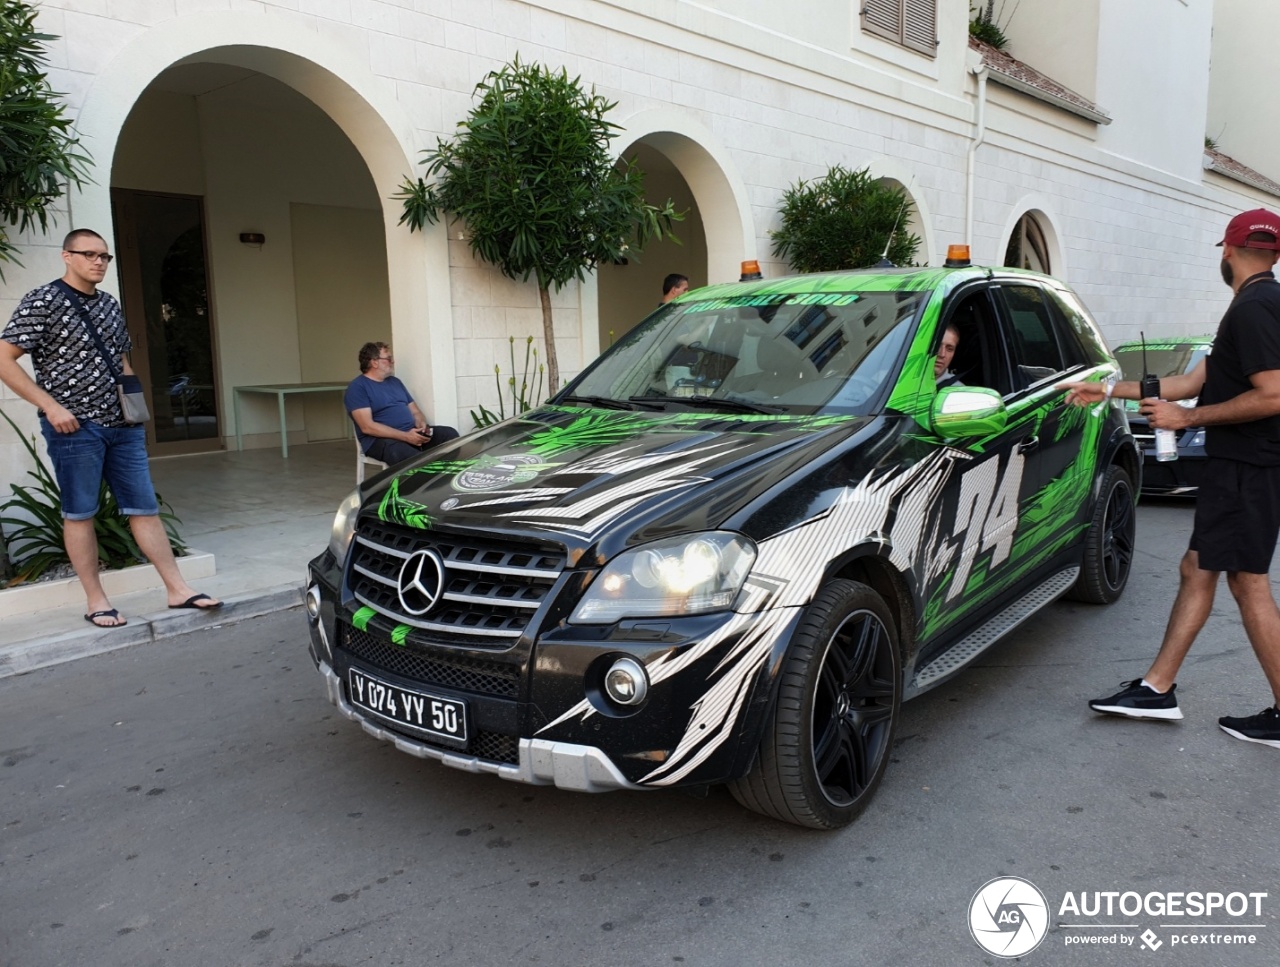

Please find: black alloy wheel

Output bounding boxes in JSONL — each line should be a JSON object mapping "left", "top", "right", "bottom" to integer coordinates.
{"left": 1068, "top": 465, "right": 1136, "bottom": 604}
{"left": 729, "top": 579, "right": 901, "bottom": 829}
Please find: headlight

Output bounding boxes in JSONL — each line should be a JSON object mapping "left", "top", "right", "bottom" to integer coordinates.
{"left": 570, "top": 532, "right": 756, "bottom": 623}
{"left": 328, "top": 490, "right": 362, "bottom": 560}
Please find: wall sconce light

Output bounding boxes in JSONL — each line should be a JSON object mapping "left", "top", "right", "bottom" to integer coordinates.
{"left": 239, "top": 232, "right": 266, "bottom": 246}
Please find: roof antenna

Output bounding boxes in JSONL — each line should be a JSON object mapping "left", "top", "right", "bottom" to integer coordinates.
{"left": 875, "top": 187, "right": 912, "bottom": 268}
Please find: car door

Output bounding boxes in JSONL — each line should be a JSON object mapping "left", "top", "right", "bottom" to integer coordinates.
{"left": 990, "top": 279, "right": 1098, "bottom": 556}
{"left": 915, "top": 285, "right": 1045, "bottom": 646}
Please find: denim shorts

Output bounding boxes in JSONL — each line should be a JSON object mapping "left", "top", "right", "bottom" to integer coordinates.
{"left": 39, "top": 418, "right": 160, "bottom": 520}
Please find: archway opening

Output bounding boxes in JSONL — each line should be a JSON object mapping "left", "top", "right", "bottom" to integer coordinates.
{"left": 1004, "top": 212, "right": 1052, "bottom": 274}
{"left": 874, "top": 176, "right": 928, "bottom": 266}
{"left": 596, "top": 142, "right": 708, "bottom": 350}
{"left": 111, "top": 60, "right": 392, "bottom": 455}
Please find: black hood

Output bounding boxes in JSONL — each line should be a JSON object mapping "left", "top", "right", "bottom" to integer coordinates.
{"left": 361, "top": 405, "right": 871, "bottom": 561}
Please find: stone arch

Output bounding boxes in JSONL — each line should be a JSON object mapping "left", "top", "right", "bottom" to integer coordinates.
{"left": 998, "top": 200, "right": 1066, "bottom": 280}
{"left": 586, "top": 108, "right": 755, "bottom": 354}
{"left": 613, "top": 108, "right": 757, "bottom": 286}
{"left": 69, "top": 11, "right": 455, "bottom": 430}
{"left": 863, "top": 158, "right": 936, "bottom": 267}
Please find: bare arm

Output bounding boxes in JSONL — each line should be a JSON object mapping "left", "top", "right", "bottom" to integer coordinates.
{"left": 0, "top": 340, "right": 79, "bottom": 432}
{"left": 1058, "top": 360, "right": 1207, "bottom": 408}
{"left": 407, "top": 401, "right": 428, "bottom": 433}
{"left": 349, "top": 406, "right": 424, "bottom": 446}
{"left": 1144, "top": 367, "right": 1280, "bottom": 431}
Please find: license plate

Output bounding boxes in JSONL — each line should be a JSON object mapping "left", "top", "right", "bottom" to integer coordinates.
{"left": 347, "top": 668, "right": 467, "bottom": 743}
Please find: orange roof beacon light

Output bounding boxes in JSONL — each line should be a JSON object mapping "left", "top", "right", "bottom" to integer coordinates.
{"left": 739, "top": 259, "right": 762, "bottom": 281}
{"left": 944, "top": 244, "right": 971, "bottom": 267}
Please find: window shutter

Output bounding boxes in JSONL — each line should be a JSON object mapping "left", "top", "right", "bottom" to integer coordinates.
{"left": 862, "top": 0, "right": 936, "bottom": 58}
{"left": 862, "top": 0, "right": 903, "bottom": 44}
{"left": 902, "top": 0, "right": 937, "bottom": 55}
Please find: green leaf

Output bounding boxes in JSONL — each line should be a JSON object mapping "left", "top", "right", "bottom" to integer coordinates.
{"left": 0, "top": 0, "right": 93, "bottom": 279}
{"left": 396, "top": 55, "right": 684, "bottom": 389}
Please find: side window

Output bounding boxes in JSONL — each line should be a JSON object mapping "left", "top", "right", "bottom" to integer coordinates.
{"left": 862, "top": 0, "right": 937, "bottom": 57}
{"left": 997, "top": 284, "right": 1067, "bottom": 388}
{"left": 1046, "top": 287, "right": 1110, "bottom": 365}
{"left": 940, "top": 288, "right": 1015, "bottom": 397}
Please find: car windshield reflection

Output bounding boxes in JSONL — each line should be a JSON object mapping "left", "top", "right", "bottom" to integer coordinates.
{"left": 571, "top": 289, "right": 929, "bottom": 416}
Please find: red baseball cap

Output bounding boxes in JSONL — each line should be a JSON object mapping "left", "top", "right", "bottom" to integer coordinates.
{"left": 1217, "top": 208, "right": 1280, "bottom": 250}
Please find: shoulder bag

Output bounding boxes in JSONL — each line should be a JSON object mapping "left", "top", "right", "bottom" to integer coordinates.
{"left": 52, "top": 280, "right": 150, "bottom": 424}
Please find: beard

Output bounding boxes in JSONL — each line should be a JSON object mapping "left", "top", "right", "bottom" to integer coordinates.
{"left": 1221, "top": 258, "right": 1234, "bottom": 287}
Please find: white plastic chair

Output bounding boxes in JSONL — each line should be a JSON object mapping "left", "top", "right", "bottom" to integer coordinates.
{"left": 356, "top": 437, "right": 388, "bottom": 484}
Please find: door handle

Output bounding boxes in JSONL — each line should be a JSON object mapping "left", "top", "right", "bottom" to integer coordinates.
{"left": 1018, "top": 436, "right": 1039, "bottom": 454}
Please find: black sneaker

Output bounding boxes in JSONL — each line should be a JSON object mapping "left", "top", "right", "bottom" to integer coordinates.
{"left": 1089, "top": 679, "right": 1183, "bottom": 720}
{"left": 1219, "top": 706, "right": 1280, "bottom": 749}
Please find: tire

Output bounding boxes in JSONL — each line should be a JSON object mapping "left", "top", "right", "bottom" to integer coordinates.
{"left": 729, "top": 579, "right": 901, "bottom": 830}
{"left": 1068, "top": 464, "right": 1136, "bottom": 604}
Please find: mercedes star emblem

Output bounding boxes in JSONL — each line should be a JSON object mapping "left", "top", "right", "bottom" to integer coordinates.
{"left": 397, "top": 548, "right": 445, "bottom": 616}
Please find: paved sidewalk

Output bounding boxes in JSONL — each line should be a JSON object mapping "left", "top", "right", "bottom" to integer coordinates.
{"left": 0, "top": 440, "right": 357, "bottom": 677}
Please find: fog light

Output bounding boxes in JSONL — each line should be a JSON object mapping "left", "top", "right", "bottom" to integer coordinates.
{"left": 305, "top": 585, "right": 321, "bottom": 621}
{"left": 604, "top": 657, "right": 649, "bottom": 706}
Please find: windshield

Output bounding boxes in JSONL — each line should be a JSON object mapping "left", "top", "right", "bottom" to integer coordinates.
{"left": 1114, "top": 344, "right": 1209, "bottom": 380}
{"left": 567, "top": 290, "right": 928, "bottom": 415}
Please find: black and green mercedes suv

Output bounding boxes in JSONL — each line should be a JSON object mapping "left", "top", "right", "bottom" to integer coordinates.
{"left": 305, "top": 261, "right": 1140, "bottom": 829}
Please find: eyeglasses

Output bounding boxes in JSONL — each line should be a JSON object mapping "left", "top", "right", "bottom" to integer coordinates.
{"left": 67, "top": 250, "right": 114, "bottom": 264}
{"left": 378, "top": 355, "right": 394, "bottom": 362}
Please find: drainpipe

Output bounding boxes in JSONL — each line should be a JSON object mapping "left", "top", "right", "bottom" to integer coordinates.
{"left": 965, "top": 58, "right": 988, "bottom": 251}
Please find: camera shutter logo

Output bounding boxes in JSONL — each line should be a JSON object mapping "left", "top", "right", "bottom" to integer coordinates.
{"left": 397, "top": 548, "right": 445, "bottom": 616}
{"left": 969, "top": 876, "right": 1050, "bottom": 958}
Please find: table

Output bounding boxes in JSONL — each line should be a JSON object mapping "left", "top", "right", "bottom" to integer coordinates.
{"left": 232, "top": 382, "right": 349, "bottom": 458}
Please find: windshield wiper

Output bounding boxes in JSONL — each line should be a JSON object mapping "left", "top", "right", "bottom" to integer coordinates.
{"left": 630, "top": 394, "right": 782, "bottom": 415}
{"left": 560, "top": 394, "right": 634, "bottom": 411}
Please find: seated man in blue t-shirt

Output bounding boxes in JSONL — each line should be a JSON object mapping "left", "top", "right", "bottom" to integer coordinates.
{"left": 344, "top": 342, "right": 459, "bottom": 465}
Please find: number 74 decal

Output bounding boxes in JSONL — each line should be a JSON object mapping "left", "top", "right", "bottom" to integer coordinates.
{"left": 945, "top": 450, "right": 1025, "bottom": 602}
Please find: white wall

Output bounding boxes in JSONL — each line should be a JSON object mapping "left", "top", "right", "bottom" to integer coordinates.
{"left": 1094, "top": 0, "right": 1214, "bottom": 181}
{"left": 1207, "top": 0, "right": 1280, "bottom": 179}
{"left": 197, "top": 74, "right": 382, "bottom": 449}
{"left": 292, "top": 202, "right": 392, "bottom": 442}
{"left": 998, "top": 0, "right": 1100, "bottom": 102}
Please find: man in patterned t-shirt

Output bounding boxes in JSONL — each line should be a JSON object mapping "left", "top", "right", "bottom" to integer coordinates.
{"left": 0, "top": 229, "right": 221, "bottom": 627}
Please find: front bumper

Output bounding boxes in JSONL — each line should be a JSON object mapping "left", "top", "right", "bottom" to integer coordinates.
{"left": 1130, "top": 423, "right": 1205, "bottom": 495}
{"left": 317, "top": 660, "right": 640, "bottom": 791}
{"left": 306, "top": 552, "right": 801, "bottom": 791}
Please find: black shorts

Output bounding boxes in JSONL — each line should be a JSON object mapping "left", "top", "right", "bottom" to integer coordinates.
{"left": 1190, "top": 458, "right": 1280, "bottom": 573}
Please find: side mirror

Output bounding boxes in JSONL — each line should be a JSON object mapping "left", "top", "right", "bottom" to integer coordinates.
{"left": 932, "top": 386, "right": 1007, "bottom": 439}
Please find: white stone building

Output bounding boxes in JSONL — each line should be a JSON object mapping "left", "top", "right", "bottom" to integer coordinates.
{"left": 1, "top": 0, "right": 1276, "bottom": 483}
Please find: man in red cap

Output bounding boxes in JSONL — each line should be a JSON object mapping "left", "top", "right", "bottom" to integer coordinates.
{"left": 1060, "top": 208, "right": 1280, "bottom": 748}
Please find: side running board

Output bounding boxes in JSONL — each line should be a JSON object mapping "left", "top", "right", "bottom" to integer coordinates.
{"left": 906, "top": 567, "right": 1080, "bottom": 698}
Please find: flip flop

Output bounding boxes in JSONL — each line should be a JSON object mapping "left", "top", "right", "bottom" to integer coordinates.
{"left": 169, "top": 593, "right": 223, "bottom": 611}
{"left": 85, "top": 609, "right": 127, "bottom": 628}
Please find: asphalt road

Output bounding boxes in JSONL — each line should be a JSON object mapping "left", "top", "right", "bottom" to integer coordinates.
{"left": 2, "top": 500, "right": 1278, "bottom": 967}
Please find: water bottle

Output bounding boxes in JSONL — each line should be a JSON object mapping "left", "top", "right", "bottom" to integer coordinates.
{"left": 1142, "top": 374, "right": 1178, "bottom": 462}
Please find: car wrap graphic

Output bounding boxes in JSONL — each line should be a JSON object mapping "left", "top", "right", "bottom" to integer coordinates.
{"left": 537, "top": 449, "right": 955, "bottom": 785}
{"left": 530, "top": 396, "right": 1104, "bottom": 787}
{"left": 349, "top": 380, "right": 1108, "bottom": 788}
{"left": 370, "top": 407, "right": 858, "bottom": 535}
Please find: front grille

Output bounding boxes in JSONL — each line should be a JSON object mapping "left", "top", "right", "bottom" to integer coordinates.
{"left": 470, "top": 730, "right": 519, "bottom": 764}
{"left": 349, "top": 518, "right": 565, "bottom": 642}
{"left": 341, "top": 625, "right": 520, "bottom": 698}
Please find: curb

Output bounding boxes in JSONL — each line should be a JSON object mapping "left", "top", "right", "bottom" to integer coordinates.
{"left": 0, "top": 583, "right": 304, "bottom": 680}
